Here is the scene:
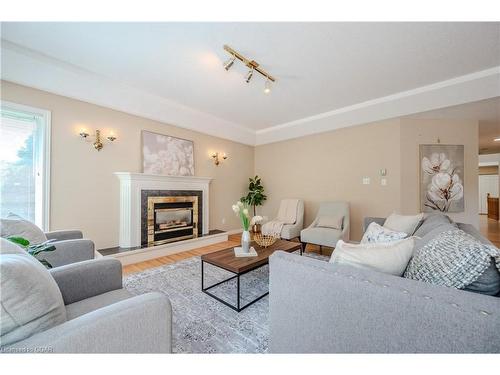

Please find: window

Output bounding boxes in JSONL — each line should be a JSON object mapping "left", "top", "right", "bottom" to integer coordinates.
{"left": 0, "top": 101, "right": 51, "bottom": 230}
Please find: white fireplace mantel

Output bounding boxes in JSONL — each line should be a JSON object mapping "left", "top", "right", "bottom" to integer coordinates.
{"left": 115, "top": 172, "right": 212, "bottom": 248}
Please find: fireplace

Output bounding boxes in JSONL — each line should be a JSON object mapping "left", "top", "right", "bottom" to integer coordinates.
{"left": 141, "top": 189, "right": 203, "bottom": 246}
{"left": 147, "top": 196, "right": 198, "bottom": 246}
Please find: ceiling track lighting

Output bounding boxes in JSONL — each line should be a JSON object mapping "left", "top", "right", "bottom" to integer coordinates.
{"left": 245, "top": 68, "right": 254, "bottom": 83}
{"left": 222, "top": 44, "right": 275, "bottom": 93}
{"left": 223, "top": 55, "right": 236, "bottom": 71}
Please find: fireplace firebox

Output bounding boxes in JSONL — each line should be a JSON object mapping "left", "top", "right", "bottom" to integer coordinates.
{"left": 147, "top": 195, "right": 199, "bottom": 246}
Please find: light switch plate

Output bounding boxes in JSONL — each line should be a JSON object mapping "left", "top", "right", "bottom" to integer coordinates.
{"left": 363, "top": 177, "right": 370, "bottom": 185}
{"left": 381, "top": 178, "right": 387, "bottom": 186}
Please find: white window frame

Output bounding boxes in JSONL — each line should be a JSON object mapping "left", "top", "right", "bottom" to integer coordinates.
{"left": 0, "top": 100, "right": 51, "bottom": 231}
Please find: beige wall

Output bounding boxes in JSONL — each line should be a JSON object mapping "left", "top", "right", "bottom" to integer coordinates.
{"left": 399, "top": 119, "right": 479, "bottom": 227}
{"left": 255, "top": 119, "right": 402, "bottom": 241}
{"left": 255, "top": 118, "right": 479, "bottom": 241}
{"left": 1, "top": 81, "right": 254, "bottom": 249}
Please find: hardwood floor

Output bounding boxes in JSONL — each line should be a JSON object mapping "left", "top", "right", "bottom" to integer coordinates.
{"left": 479, "top": 214, "right": 500, "bottom": 248}
{"left": 122, "top": 234, "right": 240, "bottom": 275}
{"left": 123, "top": 217, "right": 500, "bottom": 275}
{"left": 122, "top": 234, "right": 331, "bottom": 275}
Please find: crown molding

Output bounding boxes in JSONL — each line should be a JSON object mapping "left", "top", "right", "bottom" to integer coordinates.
{"left": 256, "top": 66, "right": 500, "bottom": 145}
{"left": 0, "top": 40, "right": 257, "bottom": 146}
{"left": 2, "top": 40, "right": 499, "bottom": 147}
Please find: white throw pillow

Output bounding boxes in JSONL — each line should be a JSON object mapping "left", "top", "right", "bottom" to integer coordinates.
{"left": 0, "top": 253, "right": 67, "bottom": 346}
{"left": 0, "top": 213, "right": 47, "bottom": 245}
{"left": 361, "top": 222, "right": 407, "bottom": 244}
{"left": 383, "top": 213, "right": 424, "bottom": 235}
{"left": 330, "top": 237, "right": 416, "bottom": 276}
{"left": 316, "top": 215, "right": 343, "bottom": 230}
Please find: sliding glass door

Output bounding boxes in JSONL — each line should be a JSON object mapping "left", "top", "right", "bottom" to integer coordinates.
{"left": 0, "top": 102, "right": 51, "bottom": 230}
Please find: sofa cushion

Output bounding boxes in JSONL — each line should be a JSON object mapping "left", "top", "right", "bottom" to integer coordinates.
{"left": 414, "top": 213, "right": 455, "bottom": 238}
{"left": 301, "top": 227, "right": 342, "bottom": 248}
{"left": 0, "top": 213, "right": 47, "bottom": 245}
{"left": 361, "top": 222, "right": 407, "bottom": 244}
{"left": 65, "top": 289, "right": 133, "bottom": 320}
{"left": 330, "top": 237, "right": 416, "bottom": 276}
{"left": 404, "top": 228, "right": 500, "bottom": 295}
{"left": 383, "top": 213, "right": 423, "bottom": 235}
{"left": 0, "top": 253, "right": 67, "bottom": 346}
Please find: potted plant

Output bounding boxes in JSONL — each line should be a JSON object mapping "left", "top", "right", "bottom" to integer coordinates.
{"left": 7, "top": 236, "right": 57, "bottom": 268}
{"left": 241, "top": 175, "right": 267, "bottom": 232}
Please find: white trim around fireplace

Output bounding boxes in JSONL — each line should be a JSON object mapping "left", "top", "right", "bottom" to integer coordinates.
{"left": 114, "top": 172, "right": 212, "bottom": 248}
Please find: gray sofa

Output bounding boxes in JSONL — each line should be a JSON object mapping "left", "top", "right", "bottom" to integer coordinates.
{"left": 42, "top": 229, "right": 95, "bottom": 267}
{"left": 269, "top": 215, "right": 500, "bottom": 353}
{"left": 1, "top": 241, "right": 172, "bottom": 353}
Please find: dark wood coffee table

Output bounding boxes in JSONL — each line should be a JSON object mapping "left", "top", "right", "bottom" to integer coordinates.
{"left": 201, "top": 239, "right": 302, "bottom": 312}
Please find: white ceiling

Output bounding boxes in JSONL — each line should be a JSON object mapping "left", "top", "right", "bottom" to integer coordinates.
{"left": 1, "top": 22, "right": 500, "bottom": 145}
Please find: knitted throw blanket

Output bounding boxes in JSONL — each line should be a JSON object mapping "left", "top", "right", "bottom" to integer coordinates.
{"left": 404, "top": 229, "right": 500, "bottom": 289}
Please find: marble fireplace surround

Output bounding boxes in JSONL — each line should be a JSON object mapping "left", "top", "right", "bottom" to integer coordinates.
{"left": 115, "top": 172, "right": 212, "bottom": 248}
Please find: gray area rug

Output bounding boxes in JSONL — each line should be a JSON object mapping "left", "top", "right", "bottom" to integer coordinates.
{"left": 123, "top": 251, "right": 328, "bottom": 353}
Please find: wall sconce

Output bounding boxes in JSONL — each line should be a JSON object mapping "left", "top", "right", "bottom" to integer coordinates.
{"left": 79, "top": 129, "right": 117, "bottom": 151}
{"left": 211, "top": 152, "right": 228, "bottom": 166}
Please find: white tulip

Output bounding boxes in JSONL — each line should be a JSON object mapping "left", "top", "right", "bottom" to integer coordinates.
{"left": 243, "top": 208, "right": 249, "bottom": 216}
{"left": 237, "top": 201, "right": 243, "bottom": 208}
{"left": 232, "top": 205, "right": 240, "bottom": 213}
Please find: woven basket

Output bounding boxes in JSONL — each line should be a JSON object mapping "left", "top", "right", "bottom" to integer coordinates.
{"left": 253, "top": 233, "right": 279, "bottom": 248}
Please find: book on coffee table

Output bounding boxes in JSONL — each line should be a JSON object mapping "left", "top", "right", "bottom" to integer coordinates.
{"left": 233, "top": 246, "right": 258, "bottom": 257}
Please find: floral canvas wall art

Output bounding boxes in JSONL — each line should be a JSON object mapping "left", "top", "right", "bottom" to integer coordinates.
{"left": 420, "top": 144, "right": 464, "bottom": 213}
{"left": 142, "top": 131, "right": 194, "bottom": 176}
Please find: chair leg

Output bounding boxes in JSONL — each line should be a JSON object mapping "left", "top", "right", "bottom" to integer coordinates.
{"left": 300, "top": 242, "right": 307, "bottom": 255}
{"left": 319, "top": 245, "right": 323, "bottom": 255}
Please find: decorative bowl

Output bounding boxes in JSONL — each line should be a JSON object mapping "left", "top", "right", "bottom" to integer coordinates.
{"left": 253, "top": 233, "right": 279, "bottom": 248}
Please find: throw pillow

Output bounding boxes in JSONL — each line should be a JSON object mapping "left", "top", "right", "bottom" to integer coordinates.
{"left": 463, "top": 259, "right": 500, "bottom": 296}
{"left": 0, "top": 253, "right": 67, "bottom": 346}
{"left": 316, "top": 215, "right": 343, "bottom": 230}
{"left": 330, "top": 237, "right": 416, "bottom": 276}
{"left": 403, "top": 228, "right": 500, "bottom": 295}
{"left": 384, "top": 213, "right": 424, "bottom": 235}
{"left": 413, "top": 213, "right": 455, "bottom": 238}
{"left": 0, "top": 213, "right": 47, "bottom": 245}
{"left": 361, "top": 222, "right": 407, "bottom": 244}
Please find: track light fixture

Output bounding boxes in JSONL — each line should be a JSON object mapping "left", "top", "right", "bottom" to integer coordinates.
{"left": 223, "top": 55, "right": 236, "bottom": 71}
{"left": 245, "top": 68, "right": 254, "bottom": 83}
{"left": 222, "top": 45, "right": 276, "bottom": 92}
{"left": 264, "top": 77, "right": 271, "bottom": 94}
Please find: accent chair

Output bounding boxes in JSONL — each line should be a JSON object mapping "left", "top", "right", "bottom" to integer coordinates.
{"left": 0, "top": 239, "right": 172, "bottom": 353}
{"left": 300, "top": 201, "right": 350, "bottom": 254}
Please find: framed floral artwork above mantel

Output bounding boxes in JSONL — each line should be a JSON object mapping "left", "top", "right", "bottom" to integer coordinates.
{"left": 142, "top": 130, "right": 195, "bottom": 176}
{"left": 420, "top": 144, "right": 464, "bottom": 213}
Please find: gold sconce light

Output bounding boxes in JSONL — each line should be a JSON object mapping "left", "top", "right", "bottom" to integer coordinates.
{"left": 211, "top": 152, "right": 228, "bottom": 166}
{"left": 79, "top": 129, "right": 117, "bottom": 151}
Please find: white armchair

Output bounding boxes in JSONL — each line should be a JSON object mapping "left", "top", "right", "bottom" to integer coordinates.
{"left": 300, "top": 201, "right": 350, "bottom": 254}
{"left": 280, "top": 199, "right": 304, "bottom": 240}
{"left": 263, "top": 199, "right": 304, "bottom": 240}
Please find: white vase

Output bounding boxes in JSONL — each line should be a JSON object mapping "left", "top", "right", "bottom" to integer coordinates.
{"left": 241, "top": 230, "right": 251, "bottom": 253}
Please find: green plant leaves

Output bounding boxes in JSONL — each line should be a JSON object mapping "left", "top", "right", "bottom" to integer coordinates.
{"left": 241, "top": 175, "right": 267, "bottom": 213}
{"left": 6, "top": 236, "right": 56, "bottom": 268}
{"left": 7, "top": 236, "right": 30, "bottom": 247}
